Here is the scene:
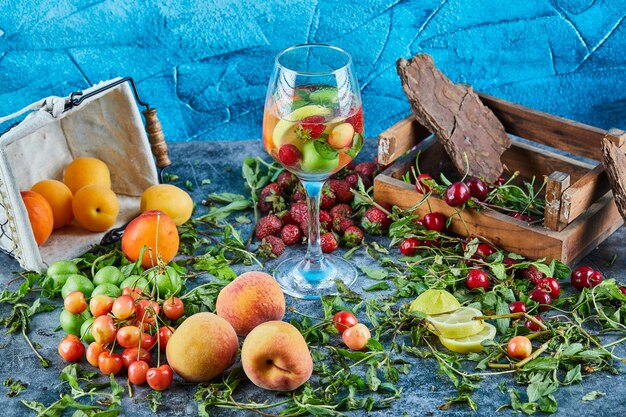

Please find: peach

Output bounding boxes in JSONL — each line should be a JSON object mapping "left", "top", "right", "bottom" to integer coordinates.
{"left": 140, "top": 184, "right": 193, "bottom": 226}
{"left": 121, "top": 210, "right": 179, "bottom": 268}
{"left": 165, "top": 312, "right": 238, "bottom": 382}
{"left": 241, "top": 321, "right": 313, "bottom": 391}
{"left": 216, "top": 271, "right": 285, "bottom": 336}
{"left": 21, "top": 190, "right": 54, "bottom": 245}
{"left": 72, "top": 185, "right": 119, "bottom": 232}
{"left": 63, "top": 157, "right": 111, "bottom": 194}
{"left": 31, "top": 179, "right": 74, "bottom": 229}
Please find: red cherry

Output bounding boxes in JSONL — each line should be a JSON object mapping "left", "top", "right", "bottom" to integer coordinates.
{"left": 278, "top": 144, "right": 301, "bottom": 166}
{"left": 399, "top": 238, "right": 419, "bottom": 256}
{"left": 525, "top": 316, "right": 544, "bottom": 332}
{"left": 571, "top": 266, "right": 603, "bottom": 291}
{"left": 495, "top": 177, "right": 507, "bottom": 186}
{"left": 444, "top": 182, "right": 470, "bottom": 207}
{"left": 415, "top": 173, "right": 432, "bottom": 194}
{"left": 509, "top": 301, "right": 527, "bottom": 314}
{"left": 529, "top": 289, "right": 552, "bottom": 312}
{"left": 503, "top": 257, "right": 520, "bottom": 268}
{"left": 536, "top": 277, "right": 561, "bottom": 299}
{"left": 475, "top": 243, "right": 496, "bottom": 259}
{"left": 423, "top": 212, "right": 445, "bottom": 232}
{"left": 466, "top": 269, "right": 490, "bottom": 290}
{"left": 620, "top": 288, "right": 626, "bottom": 296}
{"left": 464, "top": 176, "right": 488, "bottom": 201}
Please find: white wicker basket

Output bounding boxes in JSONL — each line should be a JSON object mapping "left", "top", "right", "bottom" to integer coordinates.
{"left": 0, "top": 78, "right": 160, "bottom": 272}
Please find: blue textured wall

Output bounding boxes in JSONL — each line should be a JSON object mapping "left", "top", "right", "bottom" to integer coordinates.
{"left": 1, "top": 0, "right": 625, "bottom": 141}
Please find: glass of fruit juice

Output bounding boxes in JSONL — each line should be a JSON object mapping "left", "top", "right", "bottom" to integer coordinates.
{"left": 263, "top": 44, "right": 363, "bottom": 299}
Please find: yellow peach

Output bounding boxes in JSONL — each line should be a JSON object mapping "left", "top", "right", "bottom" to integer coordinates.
{"left": 241, "top": 321, "right": 313, "bottom": 391}
{"left": 63, "top": 157, "right": 111, "bottom": 194}
{"left": 72, "top": 185, "right": 119, "bottom": 232}
{"left": 216, "top": 271, "right": 285, "bottom": 336}
{"left": 31, "top": 179, "right": 74, "bottom": 229}
{"left": 140, "top": 184, "right": 193, "bottom": 226}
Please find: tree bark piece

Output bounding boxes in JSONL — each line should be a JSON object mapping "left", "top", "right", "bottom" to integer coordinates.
{"left": 601, "top": 138, "right": 626, "bottom": 220}
{"left": 396, "top": 54, "right": 511, "bottom": 182}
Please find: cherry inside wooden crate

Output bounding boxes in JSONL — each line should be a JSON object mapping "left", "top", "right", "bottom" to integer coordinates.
{"left": 374, "top": 92, "right": 626, "bottom": 264}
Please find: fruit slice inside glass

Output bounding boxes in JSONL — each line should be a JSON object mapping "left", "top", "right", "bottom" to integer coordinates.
{"left": 263, "top": 44, "right": 363, "bottom": 299}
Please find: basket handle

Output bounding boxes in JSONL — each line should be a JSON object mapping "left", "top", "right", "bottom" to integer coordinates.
{"left": 143, "top": 108, "right": 171, "bottom": 169}
{"left": 0, "top": 96, "right": 66, "bottom": 126}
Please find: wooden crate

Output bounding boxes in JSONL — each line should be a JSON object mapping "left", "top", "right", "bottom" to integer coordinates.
{"left": 374, "top": 91, "right": 626, "bottom": 264}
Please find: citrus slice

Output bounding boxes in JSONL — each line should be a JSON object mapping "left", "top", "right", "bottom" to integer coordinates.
{"left": 439, "top": 322, "right": 496, "bottom": 354}
{"left": 426, "top": 307, "right": 484, "bottom": 339}
{"left": 409, "top": 289, "right": 461, "bottom": 316}
{"left": 272, "top": 105, "right": 333, "bottom": 149}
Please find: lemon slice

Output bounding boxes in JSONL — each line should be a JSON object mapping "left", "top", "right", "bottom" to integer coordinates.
{"left": 409, "top": 289, "right": 461, "bottom": 316}
{"left": 272, "top": 105, "right": 333, "bottom": 149}
{"left": 426, "top": 307, "right": 484, "bottom": 339}
{"left": 439, "top": 322, "right": 496, "bottom": 354}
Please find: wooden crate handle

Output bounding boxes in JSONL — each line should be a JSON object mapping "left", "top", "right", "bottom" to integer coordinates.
{"left": 377, "top": 116, "right": 432, "bottom": 165}
{"left": 544, "top": 171, "right": 570, "bottom": 231}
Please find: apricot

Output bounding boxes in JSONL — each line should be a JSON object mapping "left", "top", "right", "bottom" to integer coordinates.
{"left": 328, "top": 122, "right": 354, "bottom": 149}
{"left": 72, "top": 185, "right": 119, "bottom": 232}
{"left": 31, "top": 179, "right": 74, "bottom": 229}
{"left": 21, "top": 190, "right": 54, "bottom": 246}
{"left": 241, "top": 321, "right": 313, "bottom": 391}
{"left": 140, "top": 184, "right": 193, "bottom": 226}
{"left": 121, "top": 210, "right": 179, "bottom": 268}
{"left": 63, "top": 157, "right": 111, "bottom": 194}
{"left": 165, "top": 312, "right": 238, "bottom": 382}
{"left": 216, "top": 271, "right": 285, "bottom": 336}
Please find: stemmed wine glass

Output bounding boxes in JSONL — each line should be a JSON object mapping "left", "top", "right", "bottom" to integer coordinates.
{"left": 262, "top": 44, "right": 364, "bottom": 299}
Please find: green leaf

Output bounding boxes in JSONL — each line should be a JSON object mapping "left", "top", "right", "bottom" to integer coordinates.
{"left": 364, "top": 282, "right": 390, "bottom": 292}
{"left": 490, "top": 263, "right": 506, "bottom": 281}
{"left": 313, "top": 140, "right": 339, "bottom": 160}
{"left": 495, "top": 299, "right": 510, "bottom": 335}
{"left": 366, "top": 365, "right": 381, "bottom": 391}
{"left": 582, "top": 391, "right": 605, "bottom": 401}
{"left": 563, "top": 364, "right": 582, "bottom": 385}
{"left": 359, "top": 267, "right": 388, "bottom": 280}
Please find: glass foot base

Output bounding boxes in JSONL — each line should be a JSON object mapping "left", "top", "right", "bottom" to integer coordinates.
{"left": 274, "top": 254, "right": 358, "bottom": 299}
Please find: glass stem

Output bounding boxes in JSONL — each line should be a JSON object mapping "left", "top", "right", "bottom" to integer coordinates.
{"left": 302, "top": 180, "right": 324, "bottom": 264}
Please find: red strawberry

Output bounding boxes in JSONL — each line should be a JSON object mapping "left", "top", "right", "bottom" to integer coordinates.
{"left": 361, "top": 207, "right": 391, "bottom": 235}
{"left": 320, "top": 185, "right": 336, "bottom": 210}
{"left": 258, "top": 183, "right": 285, "bottom": 214}
{"left": 301, "top": 115, "right": 326, "bottom": 138}
{"left": 354, "top": 162, "right": 379, "bottom": 179}
{"left": 319, "top": 210, "right": 332, "bottom": 231}
{"left": 258, "top": 235, "right": 285, "bottom": 258}
{"left": 278, "top": 210, "right": 298, "bottom": 226}
{"left": 280, "top": 224, "right": 302, "bottom": 246}
{"left": 330, "top": 204, "right": 353, "bottom": 218}
{"left": 299, "top": 218, "right": 309, "bottom": 235}
{"left": 290, "top": 203, "right": 309, "bottom": 224}
{"left": 343, "top": 226, "right": 364, "bottom": 247}
{"left": 521, "top": 265, "right": 545, "bottom": 285}
{"left": 327, "top": 179, "right": 353, "bottom": 203}
{"left": 255, "top": 214, "right": 283, "bottom": 240}
{"left": 346, "top": 107, "right": 364, "bottom": 134}
{"left": 345, "top": 172, "right": 372, "bottom": 190}
{"left": 276, "top": 171, "right": 298, "bottom": 192}
{"left": 333, "top": 216, "right": 355, "bottom": 234}
{"left": 320, "top": 232, "right": 339, "bottom": 253}
{"left": 292, "top": 189, "right": 306, "bottom": 203}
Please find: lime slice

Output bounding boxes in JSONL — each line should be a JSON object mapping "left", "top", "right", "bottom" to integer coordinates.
{"left": 439, "top": 322, "right": 496, "bottom": 354}
{"left": 272, "top": 105, "right": 333, "bottom": 150}
{"left": 426, "top": 307, "right": 485, "bottom": 339}
{"left": 409, "top": 289, "right": 461, "bottom": 316}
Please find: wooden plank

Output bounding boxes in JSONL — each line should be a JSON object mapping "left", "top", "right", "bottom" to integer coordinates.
{"left": 544, "top": 172, "right": 570, "bottom": 231}
{"left": 373, "top": 173, "right": 565, "bottom": 261}
{"left": 377, "top": 116, "right": 431, "bottom": 165}
{"left": 560, "top": 193, "right": 623, "bottom": 264}
{"left": 559, "top": 164, "right": 608, "bottom": 225}
{"left": 477, "top": 92, "right": 611, "bottom": 161}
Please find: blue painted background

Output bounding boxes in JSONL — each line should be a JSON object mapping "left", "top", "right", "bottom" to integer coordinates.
{"left": 1, "top": 0, "right": 625, "bottom": 142}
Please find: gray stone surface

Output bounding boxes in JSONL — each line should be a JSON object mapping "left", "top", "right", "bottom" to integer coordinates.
{"left": 1, "top": 140, "right": 626, "bottom": 416}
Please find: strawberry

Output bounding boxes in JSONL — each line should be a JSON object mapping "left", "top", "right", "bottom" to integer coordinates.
{"left": 276, "top": 171, "right": 298, "bottom": 192}
{"left": 354, "top": 162, "right": 379, "bottom": 179}
{"left": 330, "top": 204, "right": 353, "bottom": 218}
{"left": 290, "top": 202, "right": 309, "bottom": 224}
{"left": 520, "top": 265, "right": 545, "bottom": 285}
{"left": 345, "top": 172, "right": 372, "bottom": 190}
{"left": 361, "top": 207, "right": 391, "bottom": 235}
{"left": 278, "top": 210, "right": 298, "bottom": 226}
{"left": 255, "top": 214, "right": 283, "bottom": 240}
{"left": 346, "top": 107, "right": 364, "bottom": 134}
{"left": 328, "top": 179, "right": 353, "bottom": 203}
{"left": 301, "top": 115, "right": 326, "bottom": 138}
{"left": 320, "top": 184, "right": 336, "bottom": 210}
{"left": 332, "top": 216, "right": 355, "bottom": 234}
{"left": 299, "top": 218, "right": 309, "bottom": 235}
{"left": 258, "top": 235, "right": 285, "bottom": 258}
{"left": 258, "top": 183, "right": 285, "bottom": 214}
{"left": 280, "top": 224, "right": 302, "bottom": 246}
{"left": 343, "top": 226, "right": 364, "bottom": 247}
{"left": 319, "top": 210, "right": 332, "bottom": 231}
{"left": 292, "top": 188, "right": 306, "bottom": 203}
{"left": 320, "top": 232, "right": 339, "bottom": 253}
